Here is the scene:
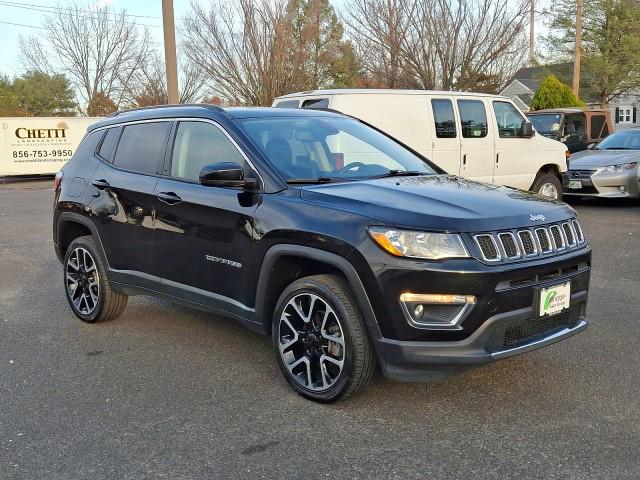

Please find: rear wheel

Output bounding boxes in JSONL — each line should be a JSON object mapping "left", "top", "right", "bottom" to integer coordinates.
{"left": 532, "top": 173, "right": 562, "bottom": 200}
{"left": 272, "top": 274, "right": 375, "bottom": 402}
{"left": 63, "top": 236, "right": 127, "bottom": 323}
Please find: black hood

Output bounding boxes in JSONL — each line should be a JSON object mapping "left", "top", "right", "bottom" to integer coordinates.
{"left": 300, "top": 175, "right": 574, "bottom": 232}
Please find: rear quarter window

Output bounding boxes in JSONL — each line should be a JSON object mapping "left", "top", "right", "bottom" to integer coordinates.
{"left": 302, "top": 98, "right": 329, "bottom": 109}
{"left": 97, "top": 127, "right": 121, "bottom": 162}
{"left": 274, "top": 100, "right": 300, "bottom": 108}
{"left": 112, "top": 122, "right": 171, "bottom": 175}
{"left": 72, "top": 130, "right": 103, "bottom": 161}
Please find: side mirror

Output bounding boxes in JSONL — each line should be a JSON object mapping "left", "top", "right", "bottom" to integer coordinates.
{"left": 587, "top": 142, "right": 598, "bottom": 149}
{"left": 199, "top": 162, "right": 257, "bottom": 189}
{"left": 519, "top": 121, "right": 534, "bottom": 138}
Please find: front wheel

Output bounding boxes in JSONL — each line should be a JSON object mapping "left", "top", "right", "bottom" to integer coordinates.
{"left": 272, "top": 275, "right": 375, "bottom": 402}
{"left": 531, "top": 173, "right": 562, "bottom": 200}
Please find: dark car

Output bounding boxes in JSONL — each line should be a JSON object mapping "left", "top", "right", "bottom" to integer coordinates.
{"left": 53, "top": 105, "right": 591, "bottom": 402}
{"left": 527, "top": 108, "right": 611, "bottom": 153}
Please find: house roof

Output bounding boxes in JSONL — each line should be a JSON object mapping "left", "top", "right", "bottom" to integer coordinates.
{"left": 503, "top": 63, "right": 575, "bottom": 95}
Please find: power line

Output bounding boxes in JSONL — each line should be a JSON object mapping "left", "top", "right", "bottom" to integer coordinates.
{"left": 0, "top": 1, "right": 163, "bottom": 28}
{"left": 0, "top": 20, "right": 45, "bottom": 30}
{"left": 0, "top": 0, "right": 162, "bottom": 19}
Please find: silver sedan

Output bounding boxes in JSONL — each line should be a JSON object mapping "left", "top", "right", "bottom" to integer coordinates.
{"left": 563, "top": 128, "right": 640, "bottom": 198}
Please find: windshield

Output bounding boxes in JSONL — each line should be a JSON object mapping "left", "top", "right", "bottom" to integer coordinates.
{"left": 238, "top": 116, "right": 438, "bottom": 182}
{"left": 595, "top": 129, "right": 640, "bottom": 150}
{"left": 527, "top": 113, "right": 562, "bottom": 134}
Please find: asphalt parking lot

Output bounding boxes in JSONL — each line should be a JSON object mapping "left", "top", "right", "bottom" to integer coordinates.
{"left": 1, "top": 181, "right": 639, "bottom": 480}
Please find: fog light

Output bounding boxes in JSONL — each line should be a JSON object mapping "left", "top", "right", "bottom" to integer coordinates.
{"left": 399, "top": 293, "right": 476, "bottom": 330}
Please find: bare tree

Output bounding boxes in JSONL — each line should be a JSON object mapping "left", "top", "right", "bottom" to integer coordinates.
{"left": 126, "top": 53, "right": 209, "bottom": 107}
{"left": 19, "top": 2, "right": 151, "bottom": 113}
{"left": 183, "top": 0, "right": 297, "bottom": 106}
{"left": 344, "top": 0, "right": 529, "bottom": 92}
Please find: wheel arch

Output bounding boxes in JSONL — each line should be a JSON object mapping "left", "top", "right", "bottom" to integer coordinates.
{"left": 55, "top": 213, "right": 109, "bottom": 266}
{"left": 255, "top": 245, "right": 378, "bottom": 333}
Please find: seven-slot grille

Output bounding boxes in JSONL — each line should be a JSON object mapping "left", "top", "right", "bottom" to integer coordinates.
{"left": 473, "top": 220, "right": 585, "bottom": 263}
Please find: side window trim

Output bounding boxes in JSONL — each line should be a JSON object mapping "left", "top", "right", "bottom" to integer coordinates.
{"left": 491, "top": 100, "right": 526, "bottom": 139}
{"left": 431, "top": 98, "right": 458, "bottom": 139}
{"left": 165, "top": 118, "right": 264, "bottom": 188}
{"left": 95, "top": 126, "right": 122, "bottom": 162}
{"left": 457, "top": 99, "right": 489, "bottom": 139}
{"left": 95, "top": 119, "right": 172, "bottom": 176}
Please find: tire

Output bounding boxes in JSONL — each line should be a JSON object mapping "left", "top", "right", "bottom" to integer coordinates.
{"left": 272, "top": 274, "right": 375, "bottom": 403}
{"left": 63, "top": 235, "right": 128, "bottom": 323}
{"left": 531, "top": 172, "right": 562, "bottom": 200}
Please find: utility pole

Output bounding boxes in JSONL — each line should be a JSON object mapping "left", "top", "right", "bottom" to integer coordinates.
{"left": 161, "top": 0, "right": 179, "bottom": 104}
{"left": 572, "top": 0, "right": 583, "bottom": 98}
{"left": 529, "top": 0, "right": 535, "bottom": 65}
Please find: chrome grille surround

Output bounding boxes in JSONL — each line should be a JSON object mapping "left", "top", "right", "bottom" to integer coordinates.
{"left": 473, "top": 234, "right": 501, "bottom": 262}
{"left": 473, "top": 220, "right": 586, "bottom": 264}
{"left": 517, "top": 230, "right": 538, "bottom": 256}
{"left": 498, "top": 232, "right": 521, "bottom": 259}
{"left": 562, "top": 222, "right": 577, "bottom": 247}
{"left": 549, "top": 225, "right": 565, "bottom": 251}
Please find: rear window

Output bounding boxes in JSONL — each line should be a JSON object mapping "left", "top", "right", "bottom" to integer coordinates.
{"left": 274, "top": 100, "right": 300, "bottom": 108}
{"left": 113, "top": 122, "right": 171, "bottom": 174}
{"left": 431, "top": 99, "right": 456, "bottom": 138}
{"left": 97, "top": 127, "right": 120, "bottom": 161}
{"left": 457, "top": 100, "right": 488, "bottom": 138}
{"left": 302, "top": 98, "right": 329, "bottom": 109}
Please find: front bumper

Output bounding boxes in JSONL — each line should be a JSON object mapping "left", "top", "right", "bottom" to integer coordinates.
{"left": 563, "top": 169, "right": 640, "bottom": 197}
{"left": 369, "top": 291, "right": 588, "bottom": 381}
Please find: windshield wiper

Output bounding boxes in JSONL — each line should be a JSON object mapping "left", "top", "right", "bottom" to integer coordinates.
{"left": 286, "top": 177, "right": 341, "bottom": 184}
{"left": 601, "top": 147, "right": 635, "bottom": 150}
{"left": 375, "top": 170, "right": 427, "bottom": 178}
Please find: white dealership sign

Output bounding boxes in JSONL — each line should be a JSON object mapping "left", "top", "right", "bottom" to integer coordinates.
{"left": 1, "top": 117, "right": 100, "bottom": 176}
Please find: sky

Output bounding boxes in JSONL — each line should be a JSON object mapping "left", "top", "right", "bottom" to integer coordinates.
{"left": 0, "top": 0, "right": 552, "bottom": 79}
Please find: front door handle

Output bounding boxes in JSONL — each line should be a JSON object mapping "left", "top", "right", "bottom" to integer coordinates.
{"left": 156, "top": 191, "right": 182, "bottom": 205}
{"left": 91, "top": 179, "right": 110, "bottom": 190}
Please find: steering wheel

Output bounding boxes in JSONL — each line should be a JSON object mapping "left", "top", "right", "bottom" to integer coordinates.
{"left": 336, "top": 162, "right": 367, "bottom": 176}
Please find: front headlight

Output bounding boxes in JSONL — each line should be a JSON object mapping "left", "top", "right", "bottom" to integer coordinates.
{"left": 594, "top": 162, "right": 637, "bottom": 175}
{"left": 368, "top": 227, "right": 469, "bottom": 259}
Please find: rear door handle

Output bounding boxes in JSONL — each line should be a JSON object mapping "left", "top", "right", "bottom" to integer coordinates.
{"left": 156, "top": 191, "right": 182, "bottom": 205}
{"left": 91, "top": 179, "right": 110, "bottom": 190}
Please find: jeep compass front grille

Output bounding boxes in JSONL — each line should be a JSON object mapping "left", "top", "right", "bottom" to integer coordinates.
{"left": 473, "top": 220, "right": 585, "bottom": 263}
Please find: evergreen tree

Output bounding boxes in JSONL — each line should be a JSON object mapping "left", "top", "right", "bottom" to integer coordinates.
{"left": 530, "top": 75, "right": 586, "bottom": 110}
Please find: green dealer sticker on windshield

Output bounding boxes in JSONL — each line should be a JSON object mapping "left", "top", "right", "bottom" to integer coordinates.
{"left": 539, "top": 282, "right": 571, "bottom": 316}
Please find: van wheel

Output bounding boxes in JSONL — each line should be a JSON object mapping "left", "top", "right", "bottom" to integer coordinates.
{"left": 63, "top": 235, "right": 128, "bottom": 323}
{"left": 532, "top": 173, "right": 562, "bottom": 200}
{"left": 272, "top": 275, "right": 375, "bottom": 403}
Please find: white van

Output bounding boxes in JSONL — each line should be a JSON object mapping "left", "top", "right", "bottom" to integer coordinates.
{"left": 272, "top": 90, "right": 568, "bottom": 199}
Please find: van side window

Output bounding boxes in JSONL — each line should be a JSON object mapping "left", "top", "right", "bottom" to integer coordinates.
{"left": 274, "top": 100, "right": 300, "bottom": 108}
{"left": 170, "top": 121, "right": 245, "bottom": 182}
{"left": 492, "top": 101, "right": 525, "bottom": 138}
{"left": 590, "top": 115, "right": 607, "bottom": 139}
{"left": 113, "top": 122, "right": 171, "bottom": 174}
{"left": 302, "top": 98, "right": 329, "bottom": 109}
{"left": 97, "top": 127, "right": 120, "bottom": 161}
{"left": 457, "top": 100, "right": 488, "bottom": 138}
{"left": 431, "top": 99, "right": 457, "bottom": 138}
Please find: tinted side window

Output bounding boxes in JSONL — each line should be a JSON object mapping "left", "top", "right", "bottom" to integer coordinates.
{"left": 113, "top": 122, "right": 171, "bottom": 174}
{"left": 73, "top": 130, "right": 102, "bottom": 161}
{"left": 493, "top": 101, "right": 525, "bottom": 138}
{"left": 302, "top": 98, "right": 329, "bottom": 109}
{"left": 590, "top": 115, "right": 606, "bottom": 139}
{"left": 97, "top": 127, "right": 120, "bottom": 161}
{"left": 457, "top": 100, "right": 488, "bottom": 138}
{"left": 275, "top": 100, "right": 300, "bottom": 108}
{"left": 431, "top": 99, "right": 457, "bottom": 138}
{"left": 171, "top": 121, "right": 245, "bottom": 182}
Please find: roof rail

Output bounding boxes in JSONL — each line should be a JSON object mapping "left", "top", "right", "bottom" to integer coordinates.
{"left": 106, "top": 103, "right": 226, "bottom": 118}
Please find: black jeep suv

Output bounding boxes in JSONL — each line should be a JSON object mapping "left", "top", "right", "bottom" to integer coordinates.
{"left": 53, "top": 105, "right": 591, "bottom": 402}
